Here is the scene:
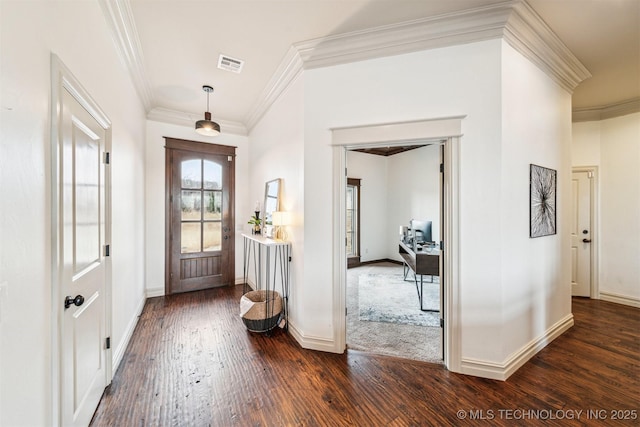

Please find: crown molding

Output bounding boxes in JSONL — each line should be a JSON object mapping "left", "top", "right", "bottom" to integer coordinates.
{"left": 504, "top": 1, "right": 591, "bottom": 93}
{"left": 295, "top": 2, "right": 517, "bottom": 70}
{"left": 147, "top": 107, "right": 248, "bottom": 136}
{"left": 572, "top": 98, "right": 640, "bottom": 123}
{"left": 244, "top": 46, "right": 305, "bottom": 131}
{"left": 100, "top": 0, "right": 247, "bottom": 135}
{"left": 103, "top": 0, "right": 592, "bottom": 132}
{"left": 246, "top": 0, "right": 590, "bottom": 132}
{"left": 246, "top": 1, "right": 514, "bottom": 130}
{"left": 98, "top": 0, "right": 155, "bottom": 112}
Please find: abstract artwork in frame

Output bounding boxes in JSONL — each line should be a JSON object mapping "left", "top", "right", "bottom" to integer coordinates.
{"left": 530, "top": 164, "right": 557, "bottom": 238}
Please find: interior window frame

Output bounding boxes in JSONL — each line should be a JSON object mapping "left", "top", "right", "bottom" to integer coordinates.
{"left": 347, "top": 177, "right": 361, "bottom": 268}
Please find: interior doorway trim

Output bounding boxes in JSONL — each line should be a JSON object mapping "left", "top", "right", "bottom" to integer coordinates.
{"left": 572, "top": 166, "right": 599, "bottom": 299}
{"left": 331, "top": 116, "right": 464, "bottom": 372}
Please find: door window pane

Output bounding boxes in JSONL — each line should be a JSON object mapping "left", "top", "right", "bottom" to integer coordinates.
{"left": 181, "top": 159, "right": 201, "bottom": 189}
{"left": 74, "top": 134, "right": 100, "bottom": 270}
{"left": 181, "top": 223, "right": 201, "bottom": 253}
{"left": 204, "top": 191, "right": 222, "bottom": 220}
{"left": 346, "top": 180, "right": 359, "bottom": 258}
{"left": 346, "top": 186, "right": 355, "bottom": 255}
{"left": 203, "top": 160, "right": 222, "bottom": 190}
{"left": 203, "top": 222, "right": 221, "bottom": 252}
{"left": 181, "top": 190, "right": 201, "bottom": 220}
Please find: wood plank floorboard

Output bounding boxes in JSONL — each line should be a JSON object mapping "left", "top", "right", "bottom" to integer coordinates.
{"left": 90, "top": 288, "right": 639, "bottom": 426}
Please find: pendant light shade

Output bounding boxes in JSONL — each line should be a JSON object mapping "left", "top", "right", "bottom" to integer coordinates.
{"left": 195, "top": 85, "right": 220, "bottom": 136}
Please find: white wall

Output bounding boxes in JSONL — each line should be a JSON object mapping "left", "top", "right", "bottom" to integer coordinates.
{"left": 345, "top": 151, "right": 388, "bottom": 262}
{"left": 144, "top": 120, "right": 250, "bottom": 295}
{"left": 247, "top": 75, "right": 305, "bottom": 330}
{"left": 387, "top": 144, "right": 441, "bottom": 259}
{"left": 0, "top": 1, "right": 146, "bottom": 425}
{"left": 572, "top": 112, "right": 640, "bottom": 305}
{"left": 289, "top": 38, "right": 572, "bottom": 375}
{"left": 347, "top": 145, "right": 441, "bottom": 264}
{"left": 572, "top": 121, "right": 601, "bottom": 166}
{"left": 499, "top": 43, "right": 573, "bottom": 365}
{"left": 302, "top": 39, "right": 505, "bottom": 348}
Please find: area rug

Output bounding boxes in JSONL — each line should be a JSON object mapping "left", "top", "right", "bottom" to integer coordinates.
{"left": 358, "top": 272, "right": 439, "bottom": 327}
{"left": 347, "top": 263, "right": 442, "bottom": 363}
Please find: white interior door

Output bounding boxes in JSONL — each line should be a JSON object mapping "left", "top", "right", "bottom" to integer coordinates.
{"left": 439, "top": 144, "right": 444, "bottom": 360}
{"left": 571, "top": 171, "right": 592, "bottom": 297}
{"left": 60, "top": 87, "right": 108, "bottom": 426}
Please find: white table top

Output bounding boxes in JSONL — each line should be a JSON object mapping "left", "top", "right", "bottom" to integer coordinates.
{"left": 241, "top": 233, "right": 290, "bottom": 246}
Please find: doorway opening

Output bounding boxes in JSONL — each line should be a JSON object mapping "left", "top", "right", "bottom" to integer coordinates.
{"left": 331, "top": 116, "right": 464, "bottom": 372}
{"left": 345, "top": 142, "right": 444, "bottom": 362}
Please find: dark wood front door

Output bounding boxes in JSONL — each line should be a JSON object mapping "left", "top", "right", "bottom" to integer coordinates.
{"left": 165, "top": 138, "right": 235, "bottom": 294}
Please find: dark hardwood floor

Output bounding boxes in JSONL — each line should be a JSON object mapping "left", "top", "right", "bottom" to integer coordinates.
{"left": 90, "top": 287, "right": 639, "bottom": 426}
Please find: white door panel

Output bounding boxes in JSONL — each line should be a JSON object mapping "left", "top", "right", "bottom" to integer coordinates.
{"left": 72, "top": 292, "right": 103, "bottom": 411}
{"left": 61, "top": 88, "right": 107, "bottom": 427}
{"left": 571, "top": 171, "right": 591, "bottom": 297}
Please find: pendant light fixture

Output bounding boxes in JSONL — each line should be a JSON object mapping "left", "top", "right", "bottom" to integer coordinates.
{"left": 195, "top": 85, "right": 220, "bottom": 136}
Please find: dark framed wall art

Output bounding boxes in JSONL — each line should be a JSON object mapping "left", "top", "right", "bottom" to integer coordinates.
{"left": 530, "top": 164, "right": 557, "bottom": 238}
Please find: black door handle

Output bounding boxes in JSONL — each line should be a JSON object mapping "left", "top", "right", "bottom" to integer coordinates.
{"left": 64, "top": 294, "right": 85, "bottom": 309}
{"left": 582, "top": 238, "right": 592, "bottom": 243}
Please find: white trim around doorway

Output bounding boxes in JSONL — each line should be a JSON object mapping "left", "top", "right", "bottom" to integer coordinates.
{"left": 331, "top": 116, "right": 464, "bottom": 373}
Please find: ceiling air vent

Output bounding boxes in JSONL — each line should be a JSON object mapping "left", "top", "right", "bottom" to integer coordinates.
{"left": 218, "top": 54, "right": 244, "bottom": 73}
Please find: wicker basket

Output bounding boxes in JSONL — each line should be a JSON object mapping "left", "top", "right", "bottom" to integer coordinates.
{"left": 240, "top": 290, "right": 283, "bottom": 333}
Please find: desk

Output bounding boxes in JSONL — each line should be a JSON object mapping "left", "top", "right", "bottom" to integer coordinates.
{"left": 242, "top": 234, "right": 291, "bottom": 330}
{"left": 399, "top": 241, "right": 440, "bottom": 312}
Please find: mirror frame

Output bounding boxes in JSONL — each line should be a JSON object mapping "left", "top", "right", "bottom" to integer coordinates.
{"left": 263, "top": 178, "right": 282, "bottom": 238}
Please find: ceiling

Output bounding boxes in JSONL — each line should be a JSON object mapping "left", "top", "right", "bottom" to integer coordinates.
{"left": 127, "top": 0, "right": 639, "bottom": 129}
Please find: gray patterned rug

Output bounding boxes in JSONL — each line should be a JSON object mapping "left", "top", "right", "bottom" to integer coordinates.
{"left": 347, "top": 263, "right": 442, "bottom": 364}
{"left": 358, "top": 272, "right": 440, "bottom": 327}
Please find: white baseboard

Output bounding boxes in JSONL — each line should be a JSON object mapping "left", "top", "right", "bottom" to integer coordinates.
{"left": 111, "top": 295, "right": 146, "bottom": 375}
{"left": 599, "top": 291, "right": 640, "bottom": 308}
{"left": 288, "top": 322, "right": 341, "bottom": 353}
{"left": 146, "top": 286, "right": 164, "bottom": 298}
{"left": 460, "top": 314, "right": 574, "bottom": 381}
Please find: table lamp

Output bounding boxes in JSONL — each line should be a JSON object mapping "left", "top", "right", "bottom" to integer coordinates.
{"left": 272, "top": 211, "right": 289, "bottom": 241}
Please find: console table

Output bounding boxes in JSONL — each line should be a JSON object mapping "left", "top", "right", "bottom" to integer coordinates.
{"left": 242, "top": 233, "right": 291, "bottom": 330}
{"left": 399, "top": 240, "right": 440, "bottom": 312}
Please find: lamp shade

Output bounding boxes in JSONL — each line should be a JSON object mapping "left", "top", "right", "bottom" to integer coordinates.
{"left": 195, "top": 85, "right": 220, "bottom": 136}
{"left": 271, "top": 211, "right": 289, "bottom": 227}
{"left": 195, "top": 112, "right": 220, "bottom": 136}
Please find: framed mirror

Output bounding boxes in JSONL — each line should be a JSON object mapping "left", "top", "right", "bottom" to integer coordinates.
{"left": 263, "top": 178, "right": 281, "bottom": 238}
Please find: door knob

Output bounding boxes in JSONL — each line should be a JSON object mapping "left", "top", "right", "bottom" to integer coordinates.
{"left": 582, "top": 238, "right": 592, "bottom": 243}
{"left": 64, "top": 294, "right": 85, "bottom": 309}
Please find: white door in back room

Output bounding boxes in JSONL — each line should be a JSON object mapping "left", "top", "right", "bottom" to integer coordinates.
{"left": 571, "top": 170, "right": 593, "bottom": 297}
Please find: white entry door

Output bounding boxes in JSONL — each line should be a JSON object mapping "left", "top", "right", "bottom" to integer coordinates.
{"left": 571, "top": 170, "right": 592, "bottom": 297}
{"left": 59, "top": 86, "right": 108, "bottom": 426}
